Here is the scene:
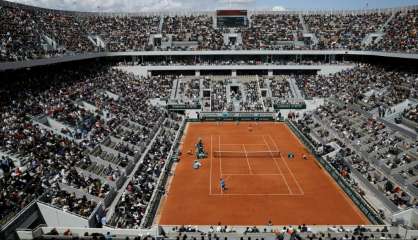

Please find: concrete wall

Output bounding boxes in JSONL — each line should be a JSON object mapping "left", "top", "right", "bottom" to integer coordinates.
{"left": 1, "top": 50, "right": 418, "bottom": 72}
{"left": 392, "top": 208, "right": 418, "bottom": 228}
{"left": 116, "top": 64, "right": 356, "bottom": 77}
{"left": 37, "top": 202, "right": 89, "bottom": 228}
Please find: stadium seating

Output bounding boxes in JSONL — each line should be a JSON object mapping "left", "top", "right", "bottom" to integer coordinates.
{"left": 36, "top": 11, "right": 97, "bottom": 53}
{"left": 242, "top": 14, "right": 303, "bottom": 50}
{"left": 110, "top": 117, "right": 181, "bottom": 228}
{"left": 1, "top": 1, "right": 418, "bottom": 239}
{"left": 162, "top": 15, "right": 225, "bottom": 50}
{"left": 403, "top": 105, "right": 418, "bottom": 123}
{"left": 1, "top": 58, "right": 417, "bottom": 228}
{"left": 1, "top": 1, "right": 418, "bottom": 62}
{"left": 304, "top": 12, "right": 390, "bottom": 50}
{"left": 81, "top": 15, "right": 159, "bottom": 52}
{"left": 293, "top": 102, "right": 417, "bottom": 211}
{"left": 27, "top": 224, "right": 403, "bottom": 240}
{"left": 0, "top": 5, "right": 48, "bottom": 61}
{"left": 0, "top": 65, "right": 178, "bottom": 227}
{"left": 369, "top": 10, "right": 418, "bottom": 53}
{"left": 295, "top": 64, "right": 418, "bottom": 109}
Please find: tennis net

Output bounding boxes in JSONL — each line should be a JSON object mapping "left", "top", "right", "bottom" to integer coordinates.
{"left": 213, "top": 150, "right": 280, "bottom": 158}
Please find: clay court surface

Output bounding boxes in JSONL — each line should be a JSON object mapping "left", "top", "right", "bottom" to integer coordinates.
{"left": 158, "top": 122, "right": 369, "bottom": 225}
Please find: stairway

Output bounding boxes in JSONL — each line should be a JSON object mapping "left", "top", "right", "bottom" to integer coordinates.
{"left": 288, "top": 78, "right": 303, "bottom": 99}
{"left": 170, "top": 78, "right": 179, "bottom": 100}
{"left": 159, "top": 16, "right": 164, "bottom": 33}
{"left": 362, "top": 12, "right": 396, "bottom": 46}
{"left": 233, "top": 100, "right": 241, "bottom": 112}
{"left": 299, "top": 14, "right": 308, "bottom": 33}
{"left": 380, "top": 11, "right": 397, "bottom": 33}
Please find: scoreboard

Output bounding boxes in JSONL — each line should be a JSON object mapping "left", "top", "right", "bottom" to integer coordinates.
{"left": 216, "top": 10, "right": 248, "bottom": 28}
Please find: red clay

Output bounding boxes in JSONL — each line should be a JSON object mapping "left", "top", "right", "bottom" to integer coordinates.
{"left": 158, "top": 122, "right": 369, "bottom": 226}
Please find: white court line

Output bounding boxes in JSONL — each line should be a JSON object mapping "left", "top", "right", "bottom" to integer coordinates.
{"left": 262, "top": 135, "right": 293, "bottom": 195}
{"left": 286, "top": 123, "right": 309, "bottom": 149}
{"left": 222, "top": 173, "right": 283, "bottom": 176}
{"left": 218, "top": 135, "right": 222, "bottom": 175}
{"left": 210, "top": 193, "right": 305, "bottom": 196}
{"left": 218, "top": 135, "right": 223, "bottom": 194}
{"left": 268, "top": 134, "right": 305, "bottom": 195}
{"left": 242, "top": 144, "right": 253, "bottom": 174}
{"left": 209, "top": 135, "right": 213, "bottom": 195}
{"left": 216, "top": 134, "right": 265, "bottom": 138}
{"left": 220, "top": 144, "right": 267, "bottom": 146}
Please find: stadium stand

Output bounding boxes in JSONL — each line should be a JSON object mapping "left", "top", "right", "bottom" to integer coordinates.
{"left": 0, "top": 5, "right": 48, "bottom": 61}
{"left": 35, "top": 12, "right": 97, "bottom": 53}
{"left": 1, "top": 0, "right": 418, "bottom": 239}
{"left": 81, "top": 15, "right": 159, "bottom": 52}
{"left": 369, "top": 9, "right": 418, "bottom": 53}
{"left": 15, "top": 224, "right": 410, "bottom": 240}
{"left": 1, "top": 0, "right": 418, "bottom": 62}
{"left": 242, "top": 14, "right": 303, "bottom": 50}
{"left": 161, "top": 15, "right": 225, "bottom": 50}
{"left": 304, "top": 12, "right": 391, "bottom": 50}
{"left": 110, "top": 118, "right": 181, "bottom": 228}
{"left": 295, "top": 64, "right": 418, "bottom": 109}
{"left": 297, "top": 102, "right": 417, "bottom": 211}
{"left": 0, "top": 63, "right": 180, "bottom": 229}
{"left": 403, "top": 105, "right": 418, "bottom": 123}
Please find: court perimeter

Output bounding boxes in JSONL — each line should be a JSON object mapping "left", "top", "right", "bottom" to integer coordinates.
{"left": 157, "top": 122, "right": 369, "bottom": 225}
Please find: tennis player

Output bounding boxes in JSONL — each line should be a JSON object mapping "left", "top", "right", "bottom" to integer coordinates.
{"left": 248, "top": 123, "right": 253, "bottom": 132}
{"left": 220, "top": 178, "right": 226, "bottom": 191}
{"left": 193, "top": 160, "right": 202, "bottom": 169}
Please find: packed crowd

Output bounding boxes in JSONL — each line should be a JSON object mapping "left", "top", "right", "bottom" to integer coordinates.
{"left": 176, "top": 75, "right": 301, "bottom": 112}
{"left": 293, "top": 106, "right": 415, "bottom": 223}
{"left": 241, "top": 80, "right": 264, "bottom": 111}
{"left": 36, "top": 12, "right": 96, "bottom": 53}
{"left": 37, "top": 224, "right": 404, "bottom": 240}
{"left": 81, "top": 15, "right": 160, "bottom": 52}
{"left": 211, "top": 79, "right": 230, "bottom": 111}
{"left": 176, "top": 77, "right": 201, "bottom": 105}
{"left": 162, "top": 15, "right": 225, "bottom": 50}
{"left": 403, "top": 104, "right": 418, "bottom": 123}
{"left": 0, "top": 5, "right": 47, "bottom": 61}
{"left": 168, "top": 225, "right": 398, "bottom": 240}
{"left": 369, "top": 10, "right": 418, "bottom": 53}
{"left": 1, "top": 0, "right": 418, "bottom": 233}
{"left": 40, "top": 190, "right": 98, "bottom": 217}
{"left": 184, "top": 78, "right": 201, "bottom": 101}
{"left": 304, "top": 13, "right": 390, "bottom": 50}
{"left": 242, "top": 14, "right": 303, "bottom": 50}
{"left": 2, "top": 2, "right": 418, "bottom": 62}
{"left": 312, "top": 102, "right": 417, "bottom": 210}
{"left": 0, "top": 63, "right": 178, "bottom": 226}
{"left": 296, "top": 64, "right": 418, "bottom": 111}
{"left": 270, "top": 76, "right": 292, "bottom": 99}
{"left": 110, "top": 116, "right": 181, "bottom": 228}
{"left": 0, "top": 65, "right": 102, "bottom": 224}
{"left": 133, "top": 58, "right": 347, "bottom": 67}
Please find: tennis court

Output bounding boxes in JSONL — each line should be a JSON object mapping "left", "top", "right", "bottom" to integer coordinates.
{"left": 210, "top": 134, "right": 303, "bottom": 196}
{"left": 157, "top": 122, "right": 369, "bottom": 225}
